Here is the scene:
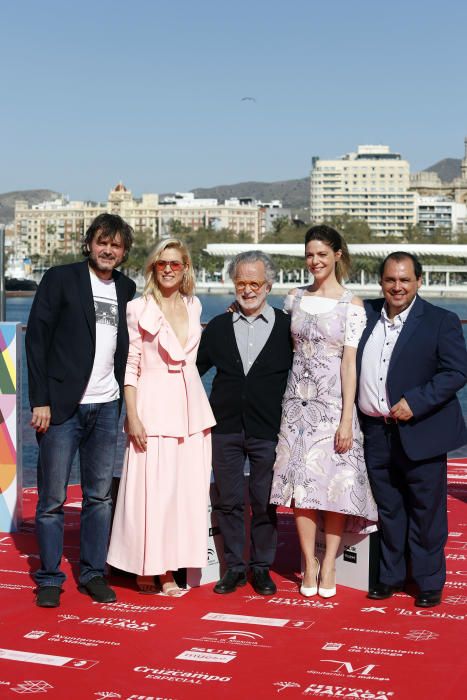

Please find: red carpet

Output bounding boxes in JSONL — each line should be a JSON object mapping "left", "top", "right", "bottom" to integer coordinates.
{"left": 0, "top": 460, "right": 466, "bottom": 699}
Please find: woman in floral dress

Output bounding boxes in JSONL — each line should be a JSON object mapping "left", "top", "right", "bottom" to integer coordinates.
{"left": 270, "top": 225, "right": 377, "bottom": 598}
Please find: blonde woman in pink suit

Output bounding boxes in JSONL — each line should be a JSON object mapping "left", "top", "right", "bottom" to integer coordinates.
{"left": 107, "top": 239, "right": 215, "bottom": 595}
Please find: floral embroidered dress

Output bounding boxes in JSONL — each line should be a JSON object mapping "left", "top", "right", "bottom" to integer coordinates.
{"left": 270, "top": 288, "right": 378, "bottom": 533}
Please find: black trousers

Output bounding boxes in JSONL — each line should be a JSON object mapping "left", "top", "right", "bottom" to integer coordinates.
{"left": 212, "top": 431, "right": 278, "bottom": 572}
{"left": 362, "top": 419, "right": 448, "bottom": 592}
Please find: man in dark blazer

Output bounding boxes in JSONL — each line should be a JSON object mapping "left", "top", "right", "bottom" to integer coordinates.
{"left": 26, "top": 213, "right": 136, "bottom": 608}
{"left": 357, "top": 251, "right": 467, "bottom": 608}
{"left": 197, "top": 251, "right": 293, "bottom": 595}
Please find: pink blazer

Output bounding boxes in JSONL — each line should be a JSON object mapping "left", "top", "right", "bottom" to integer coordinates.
{"left": 124, "top": 294, "right": 216, "bottom": 437}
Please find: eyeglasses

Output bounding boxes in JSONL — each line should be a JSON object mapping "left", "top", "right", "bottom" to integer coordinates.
{"left": 154, "top": 260, "right": 185, "bottom": 272}
{"left": 234, "top": 280, "right": 267, "bottom": 292}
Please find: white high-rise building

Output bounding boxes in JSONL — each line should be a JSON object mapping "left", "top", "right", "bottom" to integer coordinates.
{"left": 310, "top": 145, "right": 416, "bottom": 236}
{"left": 416, "top": 195, "right": 467, "bottom": 236}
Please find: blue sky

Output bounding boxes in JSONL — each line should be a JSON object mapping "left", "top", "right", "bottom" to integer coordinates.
{"left": 2, "top": 0, "right": 467, "bottom": 200}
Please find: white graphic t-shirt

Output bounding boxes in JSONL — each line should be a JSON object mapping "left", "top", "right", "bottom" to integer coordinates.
{"left": 80, "top": 269, "right": 119, "bottom": 404}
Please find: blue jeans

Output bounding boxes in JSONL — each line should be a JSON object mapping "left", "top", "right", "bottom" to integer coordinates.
{"left": 35, "top": 400, "right": 119, "bottom": 588}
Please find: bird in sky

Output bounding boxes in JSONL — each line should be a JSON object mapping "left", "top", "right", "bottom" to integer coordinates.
{"left": 241, "top": 96, "right": 256, "bottom": 102}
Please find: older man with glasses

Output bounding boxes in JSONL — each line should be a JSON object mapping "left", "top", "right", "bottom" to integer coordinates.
{"left": 197, "top": 251, "right": 293, "bottom": 595}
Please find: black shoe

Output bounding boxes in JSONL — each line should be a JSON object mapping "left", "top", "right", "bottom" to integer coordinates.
{"left": 214, "top": 569, "right": 247, "bottom": 594}
{"left": 36, "top": 586, "right": 62, "bottom": 608}
{"left": 367, "top": 582, "right": 403, "bottom": 600}
{"left": 415, "top": 590, "right": 442, "bottom": 608}
{"left": 251, "top": 568, "right": 277, "bottom": 596}
{"left": 78, "top": 576, "right": 116, "bottom": 603}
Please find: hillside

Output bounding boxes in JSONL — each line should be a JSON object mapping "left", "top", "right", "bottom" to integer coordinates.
{"left": 0, "top": 189, "right": 60, "bottom": 225}
{"left": 1, "top": 153, "right": 464, "bottom": 226}
{"left": 423, "top": 158, "right": 461, "bottom": 182}
{"left": 191, "top": 177, "right": 309, "bottom": 210}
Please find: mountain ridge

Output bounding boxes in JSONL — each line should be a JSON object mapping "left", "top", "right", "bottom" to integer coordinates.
{"left": 1, "top": 157, "right": 463, "bottom": 225}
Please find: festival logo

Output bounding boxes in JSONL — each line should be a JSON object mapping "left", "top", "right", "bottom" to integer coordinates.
{"left": 58, "top": 613, "right": 156, "bottom": 631}
{"left": 444, "top": 580, "right": 467, "bottom": 589}
{"left": 242, "top": 592, "right": 337, "bottom": 609}
{"left": 443, "top": 594, "right": 467, "bottom": 605}
{"left": 303, "top": 684, "right": 394, "bottom": 698}
{"left": 11, "top": 680, "right": 53, "bottom": 694}
{"left": 273, "top": 681, "right": 301, "bottom": 692}
{"left": 276, "top": 579, "right": 301, "bottom": 592}
{"left": 265, "top": 596, "right": 338, "bottom": 610}
{"left": 58, "top": 614, "right": 156, "bottom": 632}
{"left": 81, "top": 617, "right": 156, "bottom": 631}
{"left": 404, "top": 630, "right": 439, "bottom": 642}
{"left": 176, "top": 647, "right": 237, "bottom": 663}
{"left": 361, "top": 606, "right": 387, "bottom": 614}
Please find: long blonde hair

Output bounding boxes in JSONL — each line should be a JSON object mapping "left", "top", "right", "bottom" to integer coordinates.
{"left": 143, "top": 238, "right": 196, "bottom": 304}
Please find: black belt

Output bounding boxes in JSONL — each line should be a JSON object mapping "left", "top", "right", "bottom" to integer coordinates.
{"left": 362, "top": 415, "right": 398, "bottom": 425}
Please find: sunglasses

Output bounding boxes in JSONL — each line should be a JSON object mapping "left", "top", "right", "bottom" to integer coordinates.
{"left": 234, "top": 280, "right": 267, "bottom": 292}
{"left": 154, "top": 260, "right": 185, "bottom": 272}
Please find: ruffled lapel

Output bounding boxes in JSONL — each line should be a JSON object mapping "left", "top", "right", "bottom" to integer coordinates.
{"left": 138, "top": 294, "right": 199, "bottom": 363}
{"left": 138, "top": 295, "right": 164, "bottom": 336}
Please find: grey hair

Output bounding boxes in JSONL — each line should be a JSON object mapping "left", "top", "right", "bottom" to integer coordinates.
{"left": 227, "top": 250, "right": 276, "bottom": 284}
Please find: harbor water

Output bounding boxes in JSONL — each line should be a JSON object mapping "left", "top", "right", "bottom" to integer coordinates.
{"left": 7, "top": 293, "right": 467, "bottom": 487}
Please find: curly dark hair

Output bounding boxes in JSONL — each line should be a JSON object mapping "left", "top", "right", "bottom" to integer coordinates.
{"left": 82, "top": 213, "right": 134, "bottom": 263}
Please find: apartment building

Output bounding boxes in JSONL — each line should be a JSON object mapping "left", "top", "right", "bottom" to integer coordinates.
{"left": 310, "top": 145, "right": 416, "bottom": 236}
{"left": 416, "top": 195, "right": 467, "bottom": 236}
{"left": 158, "top": 192, "right": 262, "bottom": 239}
{"left": 15, "top": 184, "right": 289, "bottom": 257}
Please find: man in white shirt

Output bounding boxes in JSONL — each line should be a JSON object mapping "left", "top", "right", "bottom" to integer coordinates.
{"left": 357, "top": 252, "right": 467, "bottom": 608}
{"left": 26, "top": 213, "right": 136, "bottom": 608}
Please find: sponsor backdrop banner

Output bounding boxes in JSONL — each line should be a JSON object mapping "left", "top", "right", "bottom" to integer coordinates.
{"left": 0, "top": 322, "right": 22, "bottom": 532}
{"left": 0, "top": 461, "right": 466, "bottom": 698}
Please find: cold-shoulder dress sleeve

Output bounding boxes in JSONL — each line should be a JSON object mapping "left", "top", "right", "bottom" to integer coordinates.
{"left": 283, "top": 293, "right": 294, "bottom": 315}
{"left": 344, "top": 302, "right": 367, "bottom": 348}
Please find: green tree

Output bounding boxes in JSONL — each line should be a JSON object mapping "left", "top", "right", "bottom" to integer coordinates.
{"left": 125, "top": 228, "right": 155, "bottom": 274}
{"left": 323, "top": 215, "right": 372, "bottom": 243}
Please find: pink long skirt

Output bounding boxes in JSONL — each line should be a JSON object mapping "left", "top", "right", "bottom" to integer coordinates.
{"left": 107, "top": 430, "right": 212, "bottom": 575}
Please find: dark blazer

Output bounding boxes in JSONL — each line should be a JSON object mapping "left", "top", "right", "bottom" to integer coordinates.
{"left": 197, "top": 309, "right": 293, "bottom": 441}
{"left": 357, "top": 295, "right": 467, "bottom": 461}
{"left": 26, "top": 260, "right": 136, "bottom": 425}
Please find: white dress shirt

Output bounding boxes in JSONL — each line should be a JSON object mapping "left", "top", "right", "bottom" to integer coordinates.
{"left": 358, "top": 297, "right": 417, "bottom": 417}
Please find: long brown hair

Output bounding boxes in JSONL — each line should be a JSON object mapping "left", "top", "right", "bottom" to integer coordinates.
{"left": 304, "top": 225, "right": 350, "bottom": 283}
